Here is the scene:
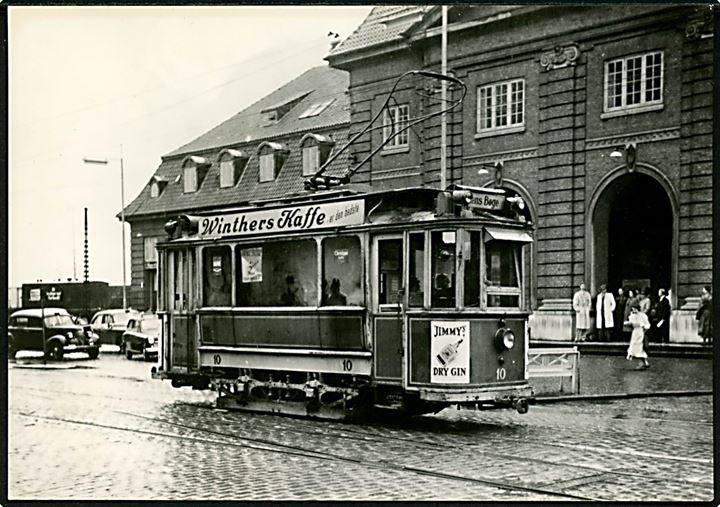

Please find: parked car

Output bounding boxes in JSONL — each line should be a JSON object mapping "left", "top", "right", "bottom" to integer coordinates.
{"left": 122, "top": 314, "right": 161, "bottom": 361}
{"left": 8, "top": 308, "right": 100, "bottom": 360}
{"left": 90, "top": 309, "right": 141, "bottom": 349}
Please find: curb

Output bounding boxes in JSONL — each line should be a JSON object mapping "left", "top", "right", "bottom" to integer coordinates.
{"left": 534, "top": 390, "right": 713, "bottom": 404}
{"left": 10, "top": 363, "right": 96, "bottom": 370}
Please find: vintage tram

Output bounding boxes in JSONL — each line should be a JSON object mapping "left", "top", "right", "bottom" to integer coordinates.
{"left": 152, "top": 184, "right": 535, "bottom": 419}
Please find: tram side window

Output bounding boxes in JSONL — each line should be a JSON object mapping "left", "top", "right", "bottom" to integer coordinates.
{"left": 236, "top": 239, "right": 318, "bottom": 307}
{"left": 378, "top": 239, "right": 403, "bottom": 305}
{"left": 431, "top": 231, "right": 456, "bottom": 308}
{"left": 463, "top": 231, "right": 481, "bottom": 307}
{"left": 322, "top": 236, "right": 362, "bottom": 306}
{"left": 202, "top": 246, "right": 232, "bottom": 307}
{"left": 408, "top": 233, "right": 425, "bottom": 307}
{"left": 485, "top": 240, "right": 521, "bottom": 308}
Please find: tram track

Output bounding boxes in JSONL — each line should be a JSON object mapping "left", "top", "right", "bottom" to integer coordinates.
{"left": 9, "top": 379, "right": 712, "bottom": 499}
{"left": 11, "top": 408, "right": 595, "bottom": 501}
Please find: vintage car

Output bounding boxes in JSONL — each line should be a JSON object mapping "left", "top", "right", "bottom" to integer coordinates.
{"left": 122, "top": 314, "right": 161, "bottom": 361}
{"left": 8, "top": 308, "right": 101, "bottom": 360}
{"left": 90, "top": 309, "right": 141, "bottom": 348}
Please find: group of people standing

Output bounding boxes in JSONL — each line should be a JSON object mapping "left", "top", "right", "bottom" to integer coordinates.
{"left": 572, "top": 283, "right": 713, "bottom": 347}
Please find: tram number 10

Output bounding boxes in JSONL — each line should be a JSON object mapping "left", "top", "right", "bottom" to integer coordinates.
{"left": 342, "top": 359, "right": 353, "bottom": 372}
{"left": 495, "top": 367, "right": 506, "bottom": 380}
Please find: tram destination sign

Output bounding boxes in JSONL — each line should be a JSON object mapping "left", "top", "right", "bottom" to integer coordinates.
{"left": 468, "top": 190, "right": 505, "bottom": 211}
{"left": 198, "top": 199, "right": 365, "bottom": 239}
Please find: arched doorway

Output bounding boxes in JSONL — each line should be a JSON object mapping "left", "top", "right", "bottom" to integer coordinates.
{"left": 591, "top": 171, "right": 674, "bottom": 297}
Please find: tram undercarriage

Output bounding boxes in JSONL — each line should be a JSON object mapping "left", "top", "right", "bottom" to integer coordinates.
{"left": 153, "top": 366, "right": 532, "bottom": 420}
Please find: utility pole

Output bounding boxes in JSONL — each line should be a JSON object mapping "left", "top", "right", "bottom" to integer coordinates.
{"left": 440, "top": 5, "right": 448, "bottom": 190}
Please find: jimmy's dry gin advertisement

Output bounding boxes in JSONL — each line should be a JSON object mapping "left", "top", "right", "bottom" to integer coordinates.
{"left": 430, "top": 321, "right": 470, "bottom": 384}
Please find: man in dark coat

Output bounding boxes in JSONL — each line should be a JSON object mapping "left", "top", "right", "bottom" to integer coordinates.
{"left": 615, "top": 287, "right": 627, "bottom": 341}
{"left": 654, "top": 288, "right": 671, "bottom": 344}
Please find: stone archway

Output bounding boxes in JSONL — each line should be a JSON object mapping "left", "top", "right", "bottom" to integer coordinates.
{"left": 588, "top": 165, "right": 678, "bottom": 306}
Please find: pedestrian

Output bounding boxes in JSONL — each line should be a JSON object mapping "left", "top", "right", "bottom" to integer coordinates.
{"left": 614, "top": 287, "right": 627, "bottom": 341}
{"left": 638, "top": 288, "right": 651, "bottom": 315}
{"left": 625, "top": 302, "right": 651, "bottom": 369}
{"left": 595, "top": 284, "right": 616, "bottom": 342}
{"left": 696, "top": 286, "right": 713, "bottom": 345}
{"left": 623, "top": 288, "right": 637, "bottom": 342}
{"left": 572, "top": 283, "right": 591, "bottom": 342}
{"left": 654, "top": 288, "right": 671, "bottom": 344}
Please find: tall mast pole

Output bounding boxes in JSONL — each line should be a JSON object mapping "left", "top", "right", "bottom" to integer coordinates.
{"left": 440, "top": 5, "right": 448, "bottom": 189}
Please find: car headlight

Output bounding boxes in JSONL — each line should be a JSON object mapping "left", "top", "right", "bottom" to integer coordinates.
{"left": 67, "top": 332, "right": 74, "bottom": 339}
{"left": 147, "top": 336, "right": 155, "bottom": 345}
{"left": 494, "top": 328, "right": 515, "bottom": 351}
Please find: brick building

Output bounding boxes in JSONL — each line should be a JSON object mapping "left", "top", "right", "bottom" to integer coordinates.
{"left": 324, "top": 5, "right": 713, "bottom": 342}
{"left": 124, "top": 5, "right": 712, "bottom": 342}
{"left": 123, "top": 65, "right": 351, "bottom": 310}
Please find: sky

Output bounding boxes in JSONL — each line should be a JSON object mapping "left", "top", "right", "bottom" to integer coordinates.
{"left": 8, "top": 5, "right": 372, "bottom": 288}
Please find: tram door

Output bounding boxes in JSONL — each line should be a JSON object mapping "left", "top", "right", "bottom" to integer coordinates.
{"left": 166, "top": 248, "right": 198, "bottom": 372}
{"left": 372, "top": 235, "right": 404, "bottom": 384}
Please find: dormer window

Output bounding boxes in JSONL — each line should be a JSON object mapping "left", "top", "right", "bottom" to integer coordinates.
{"left": 298, "top": 99, "right": 335, "bottom": 119}
{"left": 300, "top": 133, "right": 334, "bottom": 176}
{"left": 149, "top": 176, "right": 168, "bottom": 198}
{"left": 181, "top": 155, "right": 211, "bottom": 193}
{"left": 257, "top": 142, "right": 289, "bottom": 183}
{"left": 217, "top": 149, "right": 248, "bottom": 188}
{"left": 260, "top": 90, "right": 313, "bottom": 126}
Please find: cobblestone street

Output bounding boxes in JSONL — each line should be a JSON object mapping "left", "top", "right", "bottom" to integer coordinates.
{"left": 7, "top": 351, "right": 714, "bottom": 502}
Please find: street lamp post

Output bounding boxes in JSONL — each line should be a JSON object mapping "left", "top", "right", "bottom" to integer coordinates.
{"left": 83, "top": 150, "right": 127, "bottom": 310}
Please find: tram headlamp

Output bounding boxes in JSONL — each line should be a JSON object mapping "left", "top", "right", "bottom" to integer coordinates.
{"left": 494, "top": 328, "right": 515, "bottom": 351}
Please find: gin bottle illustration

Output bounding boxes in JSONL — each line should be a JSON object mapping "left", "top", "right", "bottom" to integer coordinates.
{"left": 437, "top": 338, "right": 463, "bottom": 366}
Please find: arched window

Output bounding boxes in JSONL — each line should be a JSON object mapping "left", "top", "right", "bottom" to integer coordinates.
{"left": 299, "top": 134, "right": 334, "bottom": 177}
{"left": 217, "top": 149, "right": 248, "bottom": 188}
{"left": 257, "top": 142, "right": 289, "bottom": 183}
{"left": 181, "top": 156, "right": 211, "bottom": 193}
{"left": 149, "top": 175, "right": 168, "bottom": 198}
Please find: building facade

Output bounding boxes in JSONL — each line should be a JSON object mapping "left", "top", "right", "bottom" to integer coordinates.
{"left": 325, "top": 5, "right": 713, "bottom": 342}
{"left": 124, "top": 5, "right": 713, "bottom": 342}
{"left": 123, "top": 65, "right": 351, "bottom": 311}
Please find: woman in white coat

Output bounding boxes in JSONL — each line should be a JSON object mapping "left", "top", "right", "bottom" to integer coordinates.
{"left": 595, "top": 284, "right": 616, "bottom": 342}
{"left": 625, "top": 302, "right": 650, "bottom": 369}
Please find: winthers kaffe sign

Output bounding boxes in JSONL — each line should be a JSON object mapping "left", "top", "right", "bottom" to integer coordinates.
{"left": 198, "top": 199, "right": 365, "bottom": 239}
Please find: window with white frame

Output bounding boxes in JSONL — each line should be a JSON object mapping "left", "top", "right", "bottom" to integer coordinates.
{"left": 183, "top": 166, "right": 197, "bottom": 193}
{"left": 382, "top": 104, "right": 409, "bottom": 149}
{"left": 605, "top": 51, "right": 663, "bottom": 112}
{"left": 302, "top": 145, "right": 319, "bottom": 176}
{"left": 219, "top": 160, "right": 235, "bottom": 188}
{"left": 477, "top": 79, "right": 524, "bottom": 133}
{"left": 259, "top": 153, "right": 275, "bottom": 182}
{"left": 150, "top": 182, "right": 160, "bottom": 198}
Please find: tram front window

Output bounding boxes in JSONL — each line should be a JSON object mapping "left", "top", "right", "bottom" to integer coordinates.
{"left": 378, "top": 239, "right": 403, "bottom": 306}
{"left": 235, "top": 239, "right": 317, "bottom": 307}
{"left": 485, "top": 240, "right": 521, "bottom": 308}
{"left": 431, "top": 231, "right": 456, "bottom": 308}
{"left": 322, "top": 236, "right": 362, "bottom": 306}
{"left": 463, "top": 231, "right": 481, "bottom": 307}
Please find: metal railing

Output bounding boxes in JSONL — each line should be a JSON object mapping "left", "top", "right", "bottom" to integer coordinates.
{"left": 528, "top": 347, "right": 580, "bottom": 394}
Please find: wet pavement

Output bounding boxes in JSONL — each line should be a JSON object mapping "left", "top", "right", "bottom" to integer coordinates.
{"left": 6, "top": 350, "right": 715, "bottom": 502}
{"left": 529, "top": 353, "right": 713, "bottom": 397}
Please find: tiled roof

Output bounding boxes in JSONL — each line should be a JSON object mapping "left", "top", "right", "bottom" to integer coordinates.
{"left": 327, "top": 6, "right": 430, "bottom": 58}
{"left": 124, "top": 127, "right": 350, "bottom": 219}
{"left": 167, "top": 65, "right": 349, "bottom": 157}
{"left": 125, "top": 65, "right": 351, "bottom": 219}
